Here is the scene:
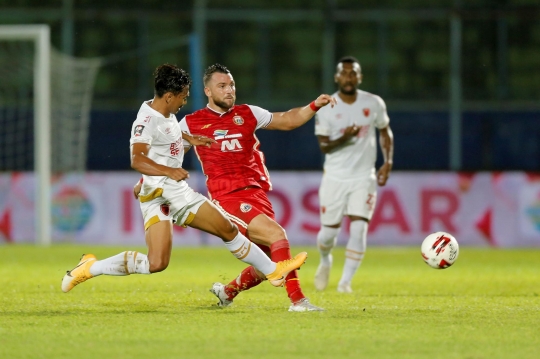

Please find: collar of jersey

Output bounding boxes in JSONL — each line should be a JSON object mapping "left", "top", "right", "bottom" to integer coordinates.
{"left": 144, "top": 100, "right": 173, "bottom": 119}
{"left": 206, "top": 104, "right": 234, "bottom": 117}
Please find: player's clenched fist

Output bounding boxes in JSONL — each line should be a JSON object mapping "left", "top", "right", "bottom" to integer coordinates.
{"left": 313, "top": 94, "right": 337, "bottom": 109}
{"left": 166, "top": 167, "right": 190, "bottom": 181}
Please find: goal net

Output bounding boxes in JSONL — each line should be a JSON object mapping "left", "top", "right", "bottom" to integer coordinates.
{"left": 0, "top": 25, "right": 101, "bottom": 244}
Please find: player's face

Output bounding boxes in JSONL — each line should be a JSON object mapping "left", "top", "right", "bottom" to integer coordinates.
{"left": 206, "top": 73, "right": 236, "bottom": 110}
{"left": 168, "top": 87, "right": 190, "bottom": 114}
{"left": 335, "top": 62, "right": 362, "bottom": 95}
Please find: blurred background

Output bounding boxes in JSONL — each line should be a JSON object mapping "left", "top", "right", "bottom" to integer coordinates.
{"left": 0, "top": 0, "right": 539, "bottom": 246}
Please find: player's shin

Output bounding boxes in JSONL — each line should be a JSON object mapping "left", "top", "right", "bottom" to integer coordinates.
{"left": 225, "top": 266, "right": 264, "bottom": 299}
{"left": 89, "top": 251, "right": 151, "bottom": 276}
{"left": 224, "top": 233, "right": 276, "bottom": 275}
{"left": 339, "top": 220, "right": 367, "bottom": 286}
{"left": 317, "top": 226, "right": 340, "bottom": 266}
{"left": 270, "top": 239, "right": 305, "bottom": 303}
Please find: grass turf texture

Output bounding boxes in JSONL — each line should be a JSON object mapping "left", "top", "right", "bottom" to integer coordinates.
{"left": 0, "top": 245, "right": 539, "bottom": 359}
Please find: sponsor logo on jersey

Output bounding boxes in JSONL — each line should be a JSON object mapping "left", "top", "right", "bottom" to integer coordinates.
{"left": 134, "top": 125, "right": 145, "bottom": 137}
{"left": 363, "top": 108, "right": 370, "bottom": 117}
{"left": 160, "top": 204, "right": 170, "bottom": 216}
{"left": 221, "top": 139, "right": 242, "bottom": 152}
{"left": 202, "top": 124, "right": 212, "bottom": 129}
{"left": 240, "top": 203, "right": 252, "bottom": 213}
{"left": 170, "top": 139, "right": 181, "bottom": 156}
{"left": 214, "top": 129, "right": 228, "bottom": 137}
{"left": 336, "top": 114, "right": 342, "bottom": 119}
{"left": 233, "top": 115, "right": 244, "bottom": 125}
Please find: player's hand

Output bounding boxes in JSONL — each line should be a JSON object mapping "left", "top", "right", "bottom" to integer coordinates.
{"left": 167, "top": 167, "right": 190, "bottom": 182}
{"left": 377, "top": 162, "right": 392, "bottom": 186}
{"left": 314, "top": 94, "right": 337, "bottom": 109}
{"left": 343, "top": 124, "right": 361, "bottom": 139}
{"left": 187, "top": 134, "right": 216, "bottom": 147}
{"left": 133, "top": 180, "right": 142, "bottom": 199}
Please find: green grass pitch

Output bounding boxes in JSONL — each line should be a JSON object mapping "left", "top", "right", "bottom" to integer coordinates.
{"left": 0, "top": 244, "right": 539, "bottom": 359}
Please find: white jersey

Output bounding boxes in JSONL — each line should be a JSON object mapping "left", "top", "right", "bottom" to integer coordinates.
{"left": 129, "top": 101, "right": 186, "bottom": 194}
{"left": 315, "top": 89, "right": 389, "bottom": 180}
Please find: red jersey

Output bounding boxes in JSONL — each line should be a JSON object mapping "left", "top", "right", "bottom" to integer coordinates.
{"left": 180, "top": 104, "right": 273, "bottom": 199}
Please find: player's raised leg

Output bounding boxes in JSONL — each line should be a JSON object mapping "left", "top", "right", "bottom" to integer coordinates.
{"left": 187, "top": 201, "right": 307, "bottom": 287}
{"left": 61, "top": 220, "right": 171, "bottom": 293}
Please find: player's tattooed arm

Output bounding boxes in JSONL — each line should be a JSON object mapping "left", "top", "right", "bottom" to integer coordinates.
{"left": 317, "top": 125, "right": 360, "bottom": 154}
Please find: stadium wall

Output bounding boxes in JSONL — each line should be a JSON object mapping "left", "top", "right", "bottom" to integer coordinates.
{"left": 87, "top": 109, "right": 540, "bottom": 172}
{"left": 1, "top": 171, "right": 539, "bottom": 247}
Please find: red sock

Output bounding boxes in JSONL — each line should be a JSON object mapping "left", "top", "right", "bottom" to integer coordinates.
{"left": 224, "top": 266, "right": 264, "bottom": 299}
{"left": 270, "top": 239, "right": 305, "bottom": 304}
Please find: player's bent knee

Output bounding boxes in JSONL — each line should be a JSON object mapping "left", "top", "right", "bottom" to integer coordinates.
{"left": 220, "top": 221, "right": 239, "bottom": 242}
{"left": 266, "top": 223, "right": 287, "bottom": 241}
{"left": 149, "top": 258, "right": 169, "bottom": 273}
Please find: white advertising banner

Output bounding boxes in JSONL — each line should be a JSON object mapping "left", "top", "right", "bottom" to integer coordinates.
{"left": 1, "top": 171, "right": 539, "bottom": 247}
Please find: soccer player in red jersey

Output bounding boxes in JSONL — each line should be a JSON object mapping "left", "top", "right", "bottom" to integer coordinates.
{"left": 179, "top": 64, "right": 336, "bottom": 311}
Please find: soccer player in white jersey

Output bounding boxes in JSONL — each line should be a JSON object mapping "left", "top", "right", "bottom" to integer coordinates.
{"left": 314, "top": 56, "right": 394, "bottom": 293}
{"left": 61, "top": 64, "right": 307, "bottom": 294}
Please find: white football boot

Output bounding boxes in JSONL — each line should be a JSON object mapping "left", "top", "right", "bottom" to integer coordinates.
{"left": 337, "top": 282, "right": 353, "bottom": 293}
{"left": 209, "top": 282, "right": 233, "bottom": 307}
{"left": 288, "top": 298, "right": 325, "bottom": 312}
{"left": 314, "top": 254, "right": 332, "bottom": 291}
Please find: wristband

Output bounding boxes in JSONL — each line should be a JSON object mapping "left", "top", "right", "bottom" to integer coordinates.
{"left": 309, "top": 101, "right": 321, "bottom": 112}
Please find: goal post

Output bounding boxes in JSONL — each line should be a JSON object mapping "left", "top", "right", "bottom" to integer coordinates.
{"left": 0, "top": 25, "right": 51, "bottom": 246}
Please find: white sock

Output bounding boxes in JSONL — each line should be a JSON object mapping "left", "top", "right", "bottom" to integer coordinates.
{"left": 224, "top": 233, "right": 276, "bottom": 275}
{"left": 89, "top": 251, "right": 150, "bottom": 276}
{"left": 339, "top": 220, "right": 367, "bottom": 285}
{"left": 317, "top": 226, "right": 340, "bottom": 266}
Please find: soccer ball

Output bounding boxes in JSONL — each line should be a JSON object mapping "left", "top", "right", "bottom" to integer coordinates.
{"left": 421, "top": 231, "right": 459, "bottom": 269}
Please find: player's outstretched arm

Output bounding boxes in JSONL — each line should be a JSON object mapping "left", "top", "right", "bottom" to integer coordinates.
{"left": 377, "top": 125, "right": 394, "bottom": 186}
{"left": 265, "top": 94, "right": 336, "bottom": 131}
{"left": 131, "top": 143, "right": 189, "bottom": 181}
{"left": 181, "top": 132, "right": 216, "bottom": 147}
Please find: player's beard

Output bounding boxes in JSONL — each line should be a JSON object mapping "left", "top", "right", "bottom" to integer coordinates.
{"left": 339, "top": 83, "right": 357, "bottom": 95}
{"left": 214, "top": 96, "right": 235, "bottom": 110}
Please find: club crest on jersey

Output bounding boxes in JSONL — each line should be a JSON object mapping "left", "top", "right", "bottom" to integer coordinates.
{"left": 240, "top": 203, "right": 252, "bottom": 213}
{"left": 214, "top": 129, "right": 228, "bottom": 137}
{"left": 134, "top": 125, "right": 145, "bottom": 137}
{"left": 233, "top": 115, "right": 244, "bottom": 125}
{"left": 160, "top": 204, "right": 170, "bottom": 216}
{"left": 363, "top": 108, "right": 370, "bottom": 117}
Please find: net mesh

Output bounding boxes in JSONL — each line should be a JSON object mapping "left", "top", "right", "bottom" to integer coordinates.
{"left": 0, "top": 42, "right": 101, "bottom": 172}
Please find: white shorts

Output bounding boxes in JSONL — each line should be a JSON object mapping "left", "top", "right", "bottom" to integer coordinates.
{"left": 139, "top": 180, "right": 207, "bottom": 231}
{"left": 319, "top": 174, "right": 377, "bottom": 226}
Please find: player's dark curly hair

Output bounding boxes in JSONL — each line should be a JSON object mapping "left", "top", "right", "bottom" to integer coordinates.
{"left": 154, "top": 64, "right": 192, "bottom": 97}
{"left": 203, "top": 63, "right": 231, "bottom": 85}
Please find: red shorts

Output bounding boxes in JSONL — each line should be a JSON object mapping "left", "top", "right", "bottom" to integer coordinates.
{"left": 212, "top": 187, "right": 275, "bottom": 236}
